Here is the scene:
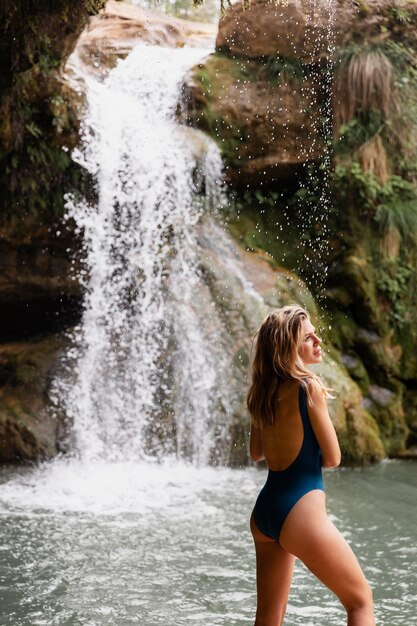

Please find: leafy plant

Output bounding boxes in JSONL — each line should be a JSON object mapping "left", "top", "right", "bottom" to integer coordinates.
{"left": 375, "top": 177, "right": 417, "bottom": 242}
{"left": 336, "top": 110, "right": 385, "bottom": 155}
{"left": 265, "top": 55, "right": 308, "bottom": 84}
{"left": 376, "top": 261, "right": 413, "bottom": 327}
{"left": 334, "top": 40, "right": 417, "bottom": 178}
{"left": 334, "top": 160, "right": 417, "bottom": 229}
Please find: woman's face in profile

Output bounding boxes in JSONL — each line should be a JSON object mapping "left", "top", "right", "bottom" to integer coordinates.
{"left": 297, "top": 317, "right": 322, "bottom": 365}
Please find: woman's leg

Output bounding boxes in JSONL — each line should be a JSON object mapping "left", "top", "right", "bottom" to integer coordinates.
{"left": 279, "top": 490, "right": 376, "bottom": 626}
{"left": 250, "top": 513, "right": 295, "bottom": 626}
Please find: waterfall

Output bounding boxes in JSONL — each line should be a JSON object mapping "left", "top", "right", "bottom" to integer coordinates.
{"left": 55, "top": 43, "right": 236, "bottom": 466}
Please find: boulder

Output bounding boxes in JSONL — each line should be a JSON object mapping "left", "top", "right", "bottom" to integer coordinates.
{"left": 188, "top": 0, "right": 417, "bottom": 187}
{"left": 216, "top": 0, "right": 338, "bottom": 62}
{"left": 216, "top": 0, "right": 417, "bottom": 61}
{"left": 0, "top": 218, "right": 82, "bottom": 341}
{"left": 186, "top": 54, "right": 323, "bottom": 186}
{"left": 0, "top": 335, "right": 69, "bottom": 462}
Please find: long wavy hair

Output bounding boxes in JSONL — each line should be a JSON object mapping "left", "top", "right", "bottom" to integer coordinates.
{"left": 247, "top": 305, "right": 332, "bottom": 428}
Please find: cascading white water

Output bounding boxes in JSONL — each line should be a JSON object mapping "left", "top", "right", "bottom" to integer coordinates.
{"left": 55, "top": 43, "right": 235, "bottom": 465}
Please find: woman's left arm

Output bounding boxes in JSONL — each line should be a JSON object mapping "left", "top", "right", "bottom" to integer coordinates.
{"left": 249, "top": 424, "right": 265, "bottom": 462}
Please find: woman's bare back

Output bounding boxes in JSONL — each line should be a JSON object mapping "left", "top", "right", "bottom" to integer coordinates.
{"left": 261, "top": 380, "right": 304, "bottom": 471}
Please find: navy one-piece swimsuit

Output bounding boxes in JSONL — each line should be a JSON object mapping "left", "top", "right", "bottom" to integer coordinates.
{"left": 252, "top": 383, "right": 324, "bottom": 544}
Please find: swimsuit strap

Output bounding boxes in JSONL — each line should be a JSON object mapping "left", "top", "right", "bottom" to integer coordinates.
{"left": 298, "top": 383, "right": 309, "bottom": 428}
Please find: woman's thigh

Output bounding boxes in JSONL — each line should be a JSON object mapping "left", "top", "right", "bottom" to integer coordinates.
{"left": 250, "top": 513, "right": 295, "bottom": 620}
{"left": 279, "top": 491, "right": 372, "bottom": 609}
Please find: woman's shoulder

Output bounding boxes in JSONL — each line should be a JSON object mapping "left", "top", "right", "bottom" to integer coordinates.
{"left": 303, "top": 377, "right": 327, "bottom": 405}
{"left": 304, "top": 377, "right": 324, "bottom": 393}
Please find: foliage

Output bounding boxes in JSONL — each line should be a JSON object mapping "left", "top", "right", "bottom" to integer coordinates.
{"left": 333, "top": 45, "right": 396, "bottom": 134}
{"left": 0, "top": 69, "right": 83, "bottom": 219}
{"left": 0, "top": 0, "right": 104, "bottom": 220}
{"left": 231, "top": 188, "right": 281, "bottom": 213}
{"left": 334, "top": 161, "right": 417, "bottom": 224}
{"left": 374, "top": 178, "right": 417, "bottom": 242}
{"left": 194, "top": 54, "right": 257, "bottom": 96}
{"left": 265, "top": 54, "right": 308, "bottom": 84}
{"left": 192, "top": 56, "right": 260, "bottom": 167}
{"left": 333, "top": 39, "right": 417, "bottom": 179}
{"left": 337, "top": 40, "right": 415, "bottom": 78}
{"left": 375, "top": 260, "right": 413, "bottom": 328}
{"left": 336, "top": 111, "right": 385, "bottom": 155}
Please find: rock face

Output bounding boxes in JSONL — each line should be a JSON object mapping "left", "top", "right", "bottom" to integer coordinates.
{"left": 0, "top": 2, "right": 217, "bottom": 463}
{"left": 187, "top": 0, "right": 417, "bottom": 186}
{"left": 0, "top": 336, "right": 68, "bottom": 461}
{"left": 186, "top": 0, "right": 344, "bottom": 185}
{"left": 186, "top": 0, "right": 417, "bottom": 459}
{"left": 187, "top": 54, "right": 323, "bottom": 186}
{"left": 1, "top": 0, "right": 413, "bottom": 465}
{"left": 216, "top": 0, "right": 335, "bottom": 62}
{"left": 216, "top": 0, "right": 417, "bottom": 60}
{"left": 0, "top": 219, "right": 82, "bottom": 341}
{"left": 0, "top": 0, "right": 106, "bottom": 220}
{"left": 0, "top": 1, "right": 106, "bottom": 461}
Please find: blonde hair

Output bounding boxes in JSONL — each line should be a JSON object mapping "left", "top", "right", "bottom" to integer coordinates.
{"left": 246, "top": 305, "right": 333, "bottom": 427}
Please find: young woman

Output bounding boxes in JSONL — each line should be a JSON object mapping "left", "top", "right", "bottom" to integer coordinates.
{"left": 247, "top": 305, "right": 376, "bottom": 626}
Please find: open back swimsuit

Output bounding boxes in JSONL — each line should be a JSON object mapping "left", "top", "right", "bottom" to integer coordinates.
{"left": 252, "top": 383, "right": 324, "bottom": 544}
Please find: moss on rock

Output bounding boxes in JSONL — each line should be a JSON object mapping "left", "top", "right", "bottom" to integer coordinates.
{"left": 0, "top": 0, "right": 105, "bottom": 221}
{"left": 187, "top": 52, "right": 323, "bottom": 186}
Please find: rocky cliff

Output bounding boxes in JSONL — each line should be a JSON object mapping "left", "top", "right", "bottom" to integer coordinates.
{"left": 1, "top": 0, "right": 415, "bottom": 464}
{"left": 187, "top": 0, "right": 417, "bottom": 458}
{"left": 0, "top": 0, "right": 106, "bottom": 460}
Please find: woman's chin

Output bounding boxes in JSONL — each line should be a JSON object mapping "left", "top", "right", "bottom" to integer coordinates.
{"left": 301, "top": 352, "right": 323, "bottom": 366}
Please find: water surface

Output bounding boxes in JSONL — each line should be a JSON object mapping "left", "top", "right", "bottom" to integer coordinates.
{"left": 0, "top": 459, "right": 415, "bottom": 625}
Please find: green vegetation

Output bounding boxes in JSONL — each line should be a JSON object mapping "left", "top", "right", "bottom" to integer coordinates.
{"left": 375, "top": 260, "right": 413, "bottom": 328}
{"left": 334, "top": 40, "right": 417, "bottom": 179}
{"left": 336, "top": 111, "right": 385, "bottom": 156}
{"left": 265, "top": 54, "right": 308, "bottom": 84}
{"left": 334, "top": 162, "right": 417, "bottom": 223}
{"left": 1, "top": 76, "right": 82, "bottom": 217}
{"left": 0, "top": 0, "right": 105, "bottom": 221}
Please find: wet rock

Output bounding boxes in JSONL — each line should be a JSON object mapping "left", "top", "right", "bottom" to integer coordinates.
{"left": 363, "top": 383, "right": 408, "bottom": 456}
{"left": 403, "top": 389, "right": 417, "bottom": 448}
{"left": 0, "top": 218, "right": 82, "bottom": 341}
{"left": 188, "top": 0, "right": 417, "bottom": 187}
{"left": 216, "top": 0, "right": 336, "bottom": 62}
{"left": 355, "top": 327, "right": 402, "bottom": 378}
{"left": 340, "top": 353, "right": 360, "bottom": 370}
{"left": 186, "top": 54, "right": 323, "bottom": 186}
{"left": 368, "top": 384, "right": 395, "bottom": 408}
{"left": 197, "top": 217, "right": 385, "bottom": 466}
{"left": 340, "top": 353, "right": 370, "bottom": 391}
{"left": 0, "top": 336, "right": 68, "bottom": 462}
{"left": 216, "top": 0, "right": 417, "bottom": 61}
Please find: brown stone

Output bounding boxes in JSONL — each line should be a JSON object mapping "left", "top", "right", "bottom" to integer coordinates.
{"left": 187, "top": 54, "right": 323, "bottom": 186}
{"left": 0, "top": 218, "right": 82, "bottom": 340}
{"left": 216, "top": 0, "right": 417, "bottom": 62}
{"left": 0, "top": 336, "right": 69, "bottom": 462}
{"left": 216, "top": 0, "right": 339, "bottom": 62}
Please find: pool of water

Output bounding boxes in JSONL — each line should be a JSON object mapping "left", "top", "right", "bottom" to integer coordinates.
{"left": 0, "top": 458, "right": 415, "bottom": 625}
